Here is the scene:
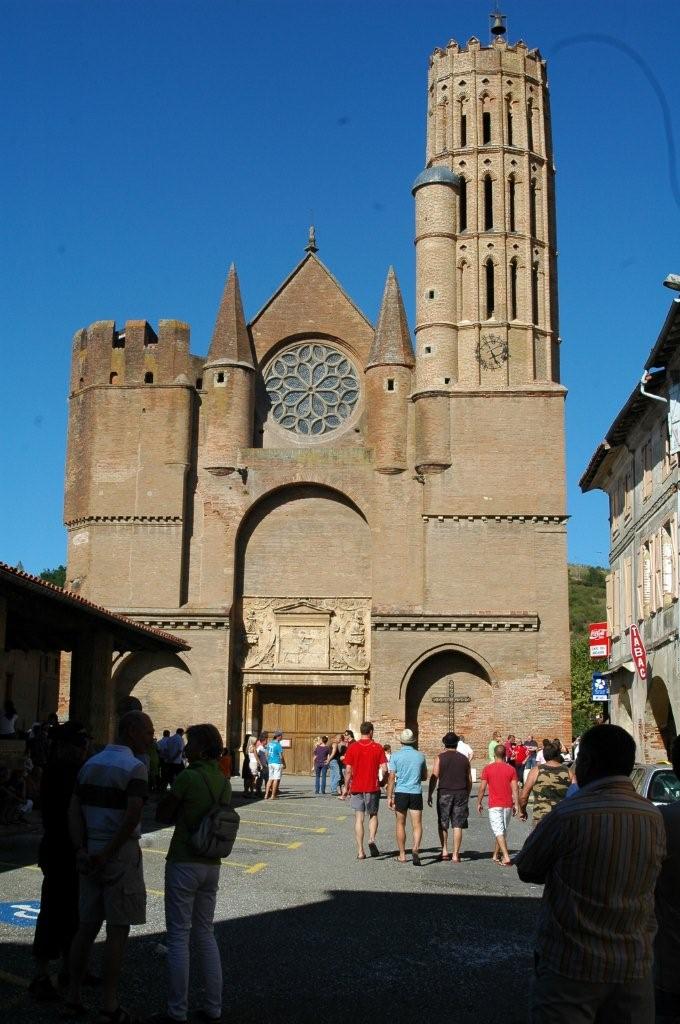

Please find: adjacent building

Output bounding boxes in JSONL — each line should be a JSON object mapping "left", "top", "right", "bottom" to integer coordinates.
{"left": 62, "top": 18, "right": 571, "bottom": 765}
{"left": 580, "top": 295, "right": 680, "bottom": 760}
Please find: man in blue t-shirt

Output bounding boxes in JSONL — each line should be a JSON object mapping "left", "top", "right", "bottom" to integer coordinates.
{"left": 264, "top": 731, "right": 286, "bottom": 800}
{"left": 387, "top": 729, "right": 427, "bottom": 865}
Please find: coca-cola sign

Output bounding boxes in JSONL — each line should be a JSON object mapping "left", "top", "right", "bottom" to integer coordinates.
{"left": 629, "top": 624, "right": 648, "bottom": 680}
{"left": 589, "top": 622, "right": 610, "bottom": 659}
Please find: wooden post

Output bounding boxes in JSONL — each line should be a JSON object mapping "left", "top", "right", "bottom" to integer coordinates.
{"left": 69, "top": 630, "right": 115, "bottom": 744}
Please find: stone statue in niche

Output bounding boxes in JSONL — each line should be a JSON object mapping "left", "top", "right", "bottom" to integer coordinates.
{"left": 242, "top": 604, "right": 276, "bottom": 669}
{"left": 331, "top": 605, "right": 368, "bottom": 671}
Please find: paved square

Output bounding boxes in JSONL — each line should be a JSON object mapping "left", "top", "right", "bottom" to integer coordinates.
{"left": 0, "top": 777, "right": 542, "bottom": 1023}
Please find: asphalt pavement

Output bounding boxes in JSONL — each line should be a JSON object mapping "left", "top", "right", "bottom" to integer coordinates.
{"left": 0, "top": 776, "right": 543, "bottom": 1024}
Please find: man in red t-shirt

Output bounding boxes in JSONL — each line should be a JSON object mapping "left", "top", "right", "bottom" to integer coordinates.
{"left": 477, "top": 743, "right": 521, "bottom": 865}
{"left": 341, "top": 721, "right": 388, "bottom": 860}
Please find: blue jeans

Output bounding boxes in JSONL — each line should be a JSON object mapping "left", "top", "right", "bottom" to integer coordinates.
{"left": 314, "top": 764, "right": 327, "bottom": 793}
{"left": 328, "top": 759, "right": 342, "bottom": 793}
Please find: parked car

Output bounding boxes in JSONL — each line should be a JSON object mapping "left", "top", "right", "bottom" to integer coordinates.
{"left": 631, "top": 764, "right": 680, "bottom": 806}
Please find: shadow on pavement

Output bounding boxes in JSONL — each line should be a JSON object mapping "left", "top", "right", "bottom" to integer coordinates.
{"left": 6, "top": 889, "right": 539, "bottom": 1024}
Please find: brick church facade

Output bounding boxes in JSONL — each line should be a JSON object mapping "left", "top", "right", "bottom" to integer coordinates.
{"left": 63, "top": 22, "right": 571, "bottom": 768}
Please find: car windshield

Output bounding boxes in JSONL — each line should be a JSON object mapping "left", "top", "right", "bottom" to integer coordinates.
{"left": 649, "top": 770, "right": 680, "bottom": 804}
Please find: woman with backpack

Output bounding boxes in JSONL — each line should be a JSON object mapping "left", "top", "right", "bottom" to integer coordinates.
{"left": 155, "top": 723, "right": 233, "bottom": 1024}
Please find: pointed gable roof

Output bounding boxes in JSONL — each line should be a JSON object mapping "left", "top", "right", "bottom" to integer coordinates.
{"left": 248, "top": 252, "right": 375, "bottom": 367}
{"left": 250, "top": 253, "right": 372, "bottom": 331}
{"left": 206, "top": 263, "right": 254, "bottom": 368}
{"left": 366, "top": 267, "right": 415, "bottom": 369}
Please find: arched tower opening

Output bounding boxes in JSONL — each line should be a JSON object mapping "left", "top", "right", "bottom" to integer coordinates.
{"left": 403, "top": 648, "right": 493, "bottom": 761}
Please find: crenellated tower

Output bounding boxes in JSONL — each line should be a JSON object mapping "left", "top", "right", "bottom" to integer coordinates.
{"left": 64, "top": 317, "right": 195, "bottom": 607}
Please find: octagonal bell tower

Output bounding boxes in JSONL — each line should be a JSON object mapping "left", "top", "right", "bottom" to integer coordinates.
{"left": 413, "top": 14, "right": 559, "bottom": 446}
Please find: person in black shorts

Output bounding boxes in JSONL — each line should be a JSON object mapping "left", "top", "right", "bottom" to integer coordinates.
{"left": 387, "top": 729, "right": 427, "bottom": 865}
{"left": 427, "top": 732, "right": 472, "bottom": 862}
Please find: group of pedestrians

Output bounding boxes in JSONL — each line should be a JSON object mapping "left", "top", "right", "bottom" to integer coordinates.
{"left": 241, "top": 730, "right": 286, "bottom": 799}
{"left": 25, "top": 705, "right": 680, "bottom": 1024}
{"left": 28, "top": 709, "right": 234, "bottom": 1024}
{"left": 310, "top": 731, "right": 355, "bottom": 795}
{"left": 336, "top": 725, "right": 578, "bottom": 869}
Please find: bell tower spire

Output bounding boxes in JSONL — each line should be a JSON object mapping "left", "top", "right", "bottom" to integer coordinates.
{"left": 365, "top": 267, "right": 414, "bottom": 475}
{"left": 202, "top": 263, "right": 255, "bottom": 472}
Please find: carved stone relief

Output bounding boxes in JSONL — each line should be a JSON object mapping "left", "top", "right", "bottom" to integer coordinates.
{"left": 239, "top": 598, "right": 370, "bottom": 672}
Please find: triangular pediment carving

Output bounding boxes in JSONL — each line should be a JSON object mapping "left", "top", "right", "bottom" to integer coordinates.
{"left": 273, "top": 600, "right": 331, "bottom": 616}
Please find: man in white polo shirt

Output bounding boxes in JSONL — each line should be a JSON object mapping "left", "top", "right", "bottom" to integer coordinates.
{"left": 66, "top": 711, "right": 154, "bottom": 1020}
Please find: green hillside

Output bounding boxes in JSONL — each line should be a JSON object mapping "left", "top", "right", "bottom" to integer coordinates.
{"left": 568, "top": 564, "right": 607, "bottom": 636}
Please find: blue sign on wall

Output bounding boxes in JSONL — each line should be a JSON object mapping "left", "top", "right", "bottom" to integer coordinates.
{"left": 0, "top": 900, "right": 40, "bottom": 927}
{"left": 592, "top": 673, "right": 610, "bottom": 702}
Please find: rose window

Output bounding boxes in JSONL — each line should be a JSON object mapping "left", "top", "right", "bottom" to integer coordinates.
{"left": 264, "top": 343, "right": 360, "bottom": 436}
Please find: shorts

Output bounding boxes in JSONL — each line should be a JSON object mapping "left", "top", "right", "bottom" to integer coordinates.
{"left": 394, "top": 792, "right": 424, "bottom": 813}
{"left": 350, "top": 791, "right": 380, "bottom": 814}
{"left": 437, "top": 789, "right": 469, "bottom": 829}
{"left": 268, "top": 763, "right": 283, "bottom": 781}
{"left": 489, "top": 806, "right": 512, "bottom": 837}
{"left": 79, "top": 839, "right": 146, "bottom": 927}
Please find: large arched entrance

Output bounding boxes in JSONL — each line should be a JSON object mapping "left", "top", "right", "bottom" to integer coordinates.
{"left": 404, "top": 648, "right": 493, "bottom": 761}
{"left": 113, "top": 652, "right": 196, "bottom": 736}
{"left": 644, "top": 676, "right": 677, "bottom": 761}
{"left": 234, "top": 484, "right": 371, "bottom": 772}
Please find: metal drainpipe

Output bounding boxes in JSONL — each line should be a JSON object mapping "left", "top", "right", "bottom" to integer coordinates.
{"left": 639, "top": 371, "right": 669, "bottom": 404}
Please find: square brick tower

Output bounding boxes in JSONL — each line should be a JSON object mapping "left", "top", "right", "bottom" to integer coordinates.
{"left": 63, "top": 18, "right": 571, "bottom": 763}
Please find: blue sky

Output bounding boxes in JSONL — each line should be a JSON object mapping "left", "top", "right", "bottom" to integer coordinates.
{"left": 1, "top": 0, "right": 678, "bottom": 574}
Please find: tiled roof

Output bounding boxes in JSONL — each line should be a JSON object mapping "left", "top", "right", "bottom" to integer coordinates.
{"left": 0, "top": 561, "right": 189, "bottom": 650}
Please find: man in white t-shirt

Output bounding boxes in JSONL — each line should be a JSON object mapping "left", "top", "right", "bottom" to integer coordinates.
{"left": 457, "top": 735, "right": 473, "bottom": 761}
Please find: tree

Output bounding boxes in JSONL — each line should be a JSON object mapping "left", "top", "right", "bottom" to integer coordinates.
{"left": 39, "top": 565, "right": 66, "bottom": 588}
{"left": 568, "top": 564, "right": 608, "bottom": 735}
{"left": 571, "top": 635, "right": 608, "bottom": 737}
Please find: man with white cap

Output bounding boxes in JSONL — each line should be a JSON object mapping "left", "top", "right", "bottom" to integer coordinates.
{"left": 387, "top": 729, "right": 427, "bottom": 866}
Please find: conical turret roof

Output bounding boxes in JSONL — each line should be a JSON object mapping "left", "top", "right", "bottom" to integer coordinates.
{"left": 206, "top": 264, "right": 254, "bottom": 367}
{"left": 366, "top": 267, "right": 415, "bottom": 369}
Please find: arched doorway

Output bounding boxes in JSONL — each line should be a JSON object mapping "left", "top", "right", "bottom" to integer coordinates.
{"left": 113, "top": 652, "right": 196, "bottom": 736}
{"left": 644, "top": 676, "right": 677, "bottom": 762}
{"left": 234, "top": 484, "right": 371, "bottom": 772}
{"left": 404, "top": 649, "right": 493, "bottom": 761}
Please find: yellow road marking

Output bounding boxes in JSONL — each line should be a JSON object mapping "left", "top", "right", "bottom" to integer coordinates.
{"left": 238, "top": 818, "right": 327, "bottom": 834}
{"left": 249, "top": 807, "right": 347, "bottom": 822}
{"left": 244, "top": 862, "right": 267, "bottom": 874}
{"left": 235, "top": 836, "right": 302, "bottom": 849}
{"left": 140, "top": 848, "right": 266, "bottom": 871}
{"left": 147, "top": 888, "right": 165, "bottom": 896}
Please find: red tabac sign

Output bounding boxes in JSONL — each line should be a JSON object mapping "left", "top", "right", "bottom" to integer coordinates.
{"left": 629, "top": 624, "right": 648, "bottom": 680}
{"left": 589, "top": 622, "right": 610, "bottom": 660}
